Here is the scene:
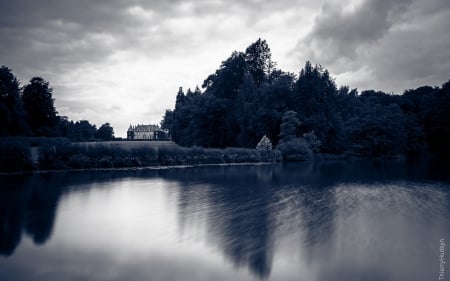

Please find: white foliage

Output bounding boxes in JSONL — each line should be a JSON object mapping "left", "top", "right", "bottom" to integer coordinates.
{"left": 256, "top": 135, "right": 273, "bottom": 151}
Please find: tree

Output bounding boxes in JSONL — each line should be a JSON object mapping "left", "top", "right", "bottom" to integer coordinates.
{"left": 202, "top": 51, "right": 247, "bottom": 99}
{"left": 236, "top": 72, "right": 259, "bottom": 147}
{"left": 256, "top": 135, "right": 273, "bottom": 151}
{"left": 350, "top": 101, "right": 407, "bottom": 157}
{"left": 161, "top": 109, "right": 174, "bottom": 132}
{"left": 422, "top": 80, "right": 450, "bottom": 158}
{"left": 292, "top": 61, "right": 345, "bottom": 152}
{"left": 162, "top": 38, "right": 450, "bottom": 159}
{"left": 302, "top": 131, "right": 321, "bottom": 153}
{"left": 75, "top": 120, "right": 96, "bottom": 141}
{"left": 95, "top": 123, "right": 114, "bottom": 140}
{"left": 244, "top": 38, "right": 274, "bottom": 86}
{"left": 279, "top": 111, "right": 301, "bottom": 142}
{"left": 22, "top": 77, "right": 58, "bottom": 136}
{"left": 277, "top": 111, "right": 316, "bottom": 160}
{"left": 57, "top": 116, "right": 76, "bottom": 140}
{"left": 0, "top": 66, "right": 29, "bottom": 136}
{"left": 257, "top": 70, "right": 295, "bottom": 144}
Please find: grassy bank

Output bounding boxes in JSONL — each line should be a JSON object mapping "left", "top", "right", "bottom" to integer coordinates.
{"left": 0, "top": 138, "right": 281, "bottom": 173}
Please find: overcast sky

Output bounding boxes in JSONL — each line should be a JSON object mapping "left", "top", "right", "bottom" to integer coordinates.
{"left": 1, "top": 0, "right": 449, "bottom": 137}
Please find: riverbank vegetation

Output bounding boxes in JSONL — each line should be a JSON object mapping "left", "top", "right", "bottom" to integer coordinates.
{"left": 0, "top": 139, "right": 281, "bottom": 173}
{"left": 162, "top": 39, "right": 450, "bottom": 160}
{"left": 2, "top": 38, "right": 450, "bottom": 173}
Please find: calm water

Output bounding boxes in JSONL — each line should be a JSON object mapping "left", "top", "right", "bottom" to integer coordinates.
{"left": 0, "top": 160, "right": 449, "bottom": 281}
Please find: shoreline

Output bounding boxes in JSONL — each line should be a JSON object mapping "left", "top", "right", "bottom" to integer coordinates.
{"left": 1, "top": 137, "right": 439, "bottom": 175}
{"left": 0, "top": 161, "right": 277, "bottom": 176}
{"left": 0, "top": 154, "right": 434, "bottom": 176}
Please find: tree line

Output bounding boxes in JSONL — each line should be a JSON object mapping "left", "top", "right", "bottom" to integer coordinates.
{"left": 0, "top": 66, "right": 114, "bottom": 141}
{"left": 162, "top": 38, "right": 450, "bottom": 159}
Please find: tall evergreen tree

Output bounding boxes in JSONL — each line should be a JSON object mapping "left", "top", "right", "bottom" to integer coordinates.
{"left": 293, "top": 62, "right": 344, "bottom": 152}
{"left": 161, "top": 109, "right": 174, "bottom": 132}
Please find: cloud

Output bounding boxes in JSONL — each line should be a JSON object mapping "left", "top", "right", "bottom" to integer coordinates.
{"left": 293, "top": 0, "right": 413, "bottom": 69}
{"left": 1, "top": 0, "right": 448, "bottom": 136}
{"left": 293, "top": 0, "right": 450, "bottom": 93}
{"left": 0, "top": 0, "right": 320, "bottom": 74}
{"left": 0, "top": 0, "right": 323, "bottom": 137}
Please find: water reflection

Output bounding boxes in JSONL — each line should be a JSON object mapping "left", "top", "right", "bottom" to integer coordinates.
{"left": 0, "top": 171, "right": 143, "bottom": 256}
{"left": 0, "top": 160, "right": 449, "bottom": 281}
{"left": 163, "top": 160, "right": 450, "bottom": 279}
{"left": 0, "top": 175, "right": 62, "bottom": 255}
{"left": 177, "top": 169, "right": 275, "bottom": 278}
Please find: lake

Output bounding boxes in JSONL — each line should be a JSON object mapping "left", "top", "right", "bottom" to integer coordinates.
{"left": 0, "top": 160, "right": 449, "bottom": 281}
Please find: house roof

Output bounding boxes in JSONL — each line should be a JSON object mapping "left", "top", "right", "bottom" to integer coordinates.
{"left": 128, "top": 124, "right": 160, "bottom": 132}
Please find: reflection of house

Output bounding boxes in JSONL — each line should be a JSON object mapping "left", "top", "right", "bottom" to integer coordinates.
{"left": 127, "top": 124, "right": 170, "bottom": 140}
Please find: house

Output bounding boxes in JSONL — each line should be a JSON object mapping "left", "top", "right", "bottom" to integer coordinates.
{"left": 127, "top": 124, "right": 170, "bottom": 140}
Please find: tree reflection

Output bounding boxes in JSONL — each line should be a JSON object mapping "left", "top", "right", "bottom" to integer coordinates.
{"left": 0, "top": 175, "right": 66, "bottom": 255}
{"left": 0, "top": 177, "right": 32, "bottom": 256}
{"left": 169, "top": 160, "right": 447, "bottom": 280}
{"left": 0, "top": 170, "right": 139, "bottom": 256}
{"left": 170, "top": 165, "right": 276, "bottom": 278}
{"left": 1, "top": 159, "right": 448, "bottom": 281}
{"left": 206, "top": 178, "right": 274, "bottom": 278}
{"left": 24, "top": 175, "right": 66, "bottom": 244}
{"left": 169, "top": 164, "right": 343, "bottom": 278}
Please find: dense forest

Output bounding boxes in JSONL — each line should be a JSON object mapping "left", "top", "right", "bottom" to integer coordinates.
{"left": 0, "top": 66, "right": 114, "bottom": 141}
{"left": 162, "top": 39, "right": 450, "bottom": 159}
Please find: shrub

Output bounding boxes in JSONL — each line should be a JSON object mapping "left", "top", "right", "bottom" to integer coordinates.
{"left": 68, "top": 153, "right": 91, "bottom": 169}
{"left": 224, "top": 148, "right": 257, "bottom": 163}
{"left": 259, "top": 149, "right": 282, "bottom": 162}
{"left": 277, "top": 138, "right": 313, "bottom": 161}
{"left": 38, "top": 145, "right": 72, "bottom": 170}
{"left": 256, "top": 135, "right": 273, "bottom": 151}
{"left": 98, "top": 156, "right": 114, "bottom": 168}
{"left": 133, "top": 147, "right": 158, "bottom": 166}
{"left": 33, "top": 142, "right": 280, "bottom": 171}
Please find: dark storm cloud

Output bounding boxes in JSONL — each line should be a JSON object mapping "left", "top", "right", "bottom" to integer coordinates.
{"left": 2, "top": 0, "right": 448, "bottom": 135}
{"left": 2, "top": 2, "right": 110, "bottom": 80}
{"left": 1, "top": 0, "right": 148, "bottom": 77}
{"left": 294, "top": 0, "right": 450, "bottom": 92}
{"left": 0, "top": 0, "right": 304, "bottom": 78}
{"left": 1, "top": 0, "right": 323, "bottom": 136}
{"left": 295, "top": 0, "right": 413, "bottom": 65}
{"left": 0, "top": 0, "right": 322, "bottom": 86}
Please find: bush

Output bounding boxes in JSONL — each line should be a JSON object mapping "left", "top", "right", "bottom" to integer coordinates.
{"left": 68, "top": 153, "right": 91, "bottom": 169}
{"left": 277, "top": 138, "right": 313, "bottom": 161}
{"left": 133, "top": 147, "right": 158, "bottom": 166}
{"left": 224, "top": 148, "right": 258, "bottom": 163}
{"left": 259, "top": 149, "right": 282, "bottom": 162}
{"left": 33, "top": 142, "right": 281, "bottom": 171}
{"left": 38, "top": 145, "right": 72, "bottom": 170}
{"left": 158, "top": 146, "right": 182, "bottom": 166}
{"left": 256, "top": 135, "right": 273, "bottom": 151}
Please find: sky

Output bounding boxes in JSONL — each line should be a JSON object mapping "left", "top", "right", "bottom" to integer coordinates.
{"left": 1, "top": 0, "right": 449, "bottom": 137}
